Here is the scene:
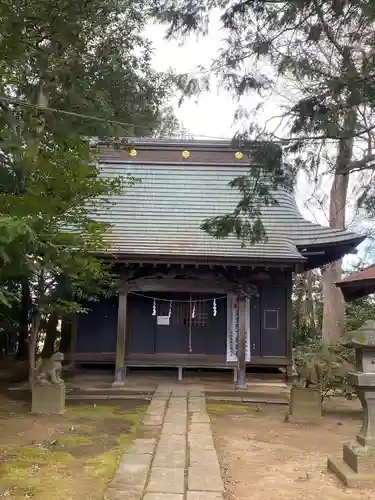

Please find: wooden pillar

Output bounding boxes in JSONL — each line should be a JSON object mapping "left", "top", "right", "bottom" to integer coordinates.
{"left": 113, "top": 292, "right": 128, "bottom": 387}
{"left": 286, "top": 284, "right": 293, "bottom": 372}
{"left": 236, "top": 293, "right": 248, "bottom": 389}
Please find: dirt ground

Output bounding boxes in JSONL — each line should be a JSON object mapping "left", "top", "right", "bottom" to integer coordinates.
{"left": 0, "top": 393, "right": 146, "bottom": 500}
{"left": 208, "top": 402, "right": 375, "bottom": 500}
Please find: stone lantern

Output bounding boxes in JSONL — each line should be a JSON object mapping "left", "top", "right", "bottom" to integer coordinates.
{"left": 328, "top": 319, "right": 375, "bottom": 488}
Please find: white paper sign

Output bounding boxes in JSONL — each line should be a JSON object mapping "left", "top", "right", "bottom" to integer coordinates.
{"left": 157, "top": 315, "right": 170, "bottom": 326}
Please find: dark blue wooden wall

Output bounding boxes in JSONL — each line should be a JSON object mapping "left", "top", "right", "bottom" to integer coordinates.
{"left": 128, "top": 292, "right": 227, "bottom": 355}
{"left": 250, "top": 286, "right": 287, "bottom": 357}
{"left": 75, "top": 286, "right": 287, "bottom": 358}
{"left": 76, "top": 297, "right": 118, "bottom": 353}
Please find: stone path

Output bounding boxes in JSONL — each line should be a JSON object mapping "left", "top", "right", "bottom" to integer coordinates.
{"left": 105, "top": 385, "right": 224, "bottom": 500}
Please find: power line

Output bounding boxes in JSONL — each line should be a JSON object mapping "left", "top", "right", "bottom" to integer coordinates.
{"left": 0, "top": 96, "right": 368, "bottom": 253}
{"left": 2, "top": 94, "right": 372, "bottom": 144}
{"left": 0, "top": 95, "right": 231, "bottom": 141}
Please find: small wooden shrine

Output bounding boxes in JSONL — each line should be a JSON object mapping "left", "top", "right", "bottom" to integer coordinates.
{"left": 64, "top": 139, "right": 365, "bottom": 384}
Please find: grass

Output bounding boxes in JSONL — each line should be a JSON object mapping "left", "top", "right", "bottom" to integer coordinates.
{"left": 85, "top": 416, "right": 143, "bottom": 481}
{"left": 68, "top": 404, "right": 125, "bottom": 419}
{"left": 207, "top": 403, "right": 264, "bottom": 414}
{"left": 57, "top": 435, "right": 94, "bottom": 446}
{"left": 0, "top": 402, "right": 147, "bottom": 500}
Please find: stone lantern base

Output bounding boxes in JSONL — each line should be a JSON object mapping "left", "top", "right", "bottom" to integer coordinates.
{"left": 329, "top": 320, "right": 375, "bottom": 488}
{"left": 328, "top": 442, "right": 375, "bottom": 488}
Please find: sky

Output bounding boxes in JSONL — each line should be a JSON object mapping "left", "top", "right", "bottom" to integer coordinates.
{"left": 147, "top": 21, "right": 372, "bottom": 267}
{"left": 147, "top": 21, "right": 238, "bottom": 140}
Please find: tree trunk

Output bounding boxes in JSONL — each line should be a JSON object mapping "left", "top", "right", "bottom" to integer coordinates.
{"left": 28, "top": 267, "right": 46, "bottom": 386}
{"left": 41, "top": 312, "right": 59, "bottom": 359}
{"left": 322, "top": 114, "right": 355, "bottom": 344}
{"left": 17, "top": 278, "right": 30, "bottom": 360}
{"left": 304, "top": 271, "right": 317, "bottom": 336}
{"left": 28, "top": 310, "right": 41, "bottom": 386}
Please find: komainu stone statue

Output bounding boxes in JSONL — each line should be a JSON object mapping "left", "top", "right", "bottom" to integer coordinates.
{"left": 35, "top": 352, "right": 64, "bottom": 385}
{"left": 31, "top": 352, "right": 66, "bottom": 415}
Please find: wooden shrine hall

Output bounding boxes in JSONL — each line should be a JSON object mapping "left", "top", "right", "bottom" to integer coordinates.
{"left": 65, "top": 139, "right": 365, "bottom": 385}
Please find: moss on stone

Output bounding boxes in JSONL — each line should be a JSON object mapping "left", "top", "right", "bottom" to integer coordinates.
{"left": 207, "top": 403, "right": 261, "bottom": 414}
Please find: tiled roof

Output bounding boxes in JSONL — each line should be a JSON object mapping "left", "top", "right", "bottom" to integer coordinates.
{"left": 94, "top": 140, "right": 365, "bottom": 264}
{"left": 336, "top": 264, "right": 375, "bottom": 300}
{"left": 338, "top": 264, "right": 375, "bottom": 283}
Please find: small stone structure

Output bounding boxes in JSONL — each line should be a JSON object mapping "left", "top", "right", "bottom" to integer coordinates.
{"left": 285, "top": 386, "right": 322, "bottom": 423}
{"left": 31, "top": 352, "right": 66, "bottom": 414}
{"left": 328, "top": 320, "right": 375, "bottom": 488}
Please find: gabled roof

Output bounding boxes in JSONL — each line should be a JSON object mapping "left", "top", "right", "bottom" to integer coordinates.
{"left": 95, "top": 139, "right": 365, "bottom": 268}
{"left": 336, "top": 264, "right": 375, "bottom": 300}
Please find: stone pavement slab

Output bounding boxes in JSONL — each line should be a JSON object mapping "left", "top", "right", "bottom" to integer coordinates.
{"left": 161, "top": 421, "right": 186, "bottom": 434}
{"left": 189, "top": 449, "right": 220, "bottom": 469}
{"left": 105, "top": 385, "right": 224, "bottom": 500}
{"left": 158, "top": 432, "right": 186, "bottom": 445}
{"left": 153, "top": 451, "right": 186, "bottom": 467}
{"left": 164, "top": 412, "right": 187, "bottom": 421}
{"left": 119, "top": 453, "right": 152, "bottom": 468}
{"left": 157, "top": 434, "right": 186, "bottom": 459}
{"left": 188, "top": 466, "right": 224, "bottom": 492}
{"left": 147, "top": 467, "right": 185, "bottom": 494}
{"left": 189, "top": 423, "right": 212, "bottom": 434}
{"left": 187, "top": 493, "right": 223, "bottom": 500}
{"left": 153, "top": 393, "right": 171, "bottom": 399}
{"left": 105, "top": 486, "right": 143, "bottom": 500}
{"left": 189, "top": 391, "right": 205, "bottom": 397}
{"left": 144, "top": 494, "right": 183, "bottom": 500}
{"left": 143, "top": 415, "right": 164, "bottom": 426}
{"left": 190, "top": 412, "right": 210, "bottom": 423}
{"left": 127, "top": 438, "right": 156, "bottom": 455}
{"left": 188, "top": 434, "right": 215, "bottom": 450}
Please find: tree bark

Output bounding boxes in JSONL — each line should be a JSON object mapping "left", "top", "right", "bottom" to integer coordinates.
{"left": 17, "top": 278, "right": 30, "bottom": 360}
{"left": 322, "top": 112, "right": 355, "bottom": 344}
{"left": 304, "top": 271, "right": 317, "bottom": 337}
{"left": 28, "top": 310, "right": 41, "bottom": 386}
{"left": 28, "top": 268, "right": 45, "bottom": 386}
{"left": 40, "top": 312, "right": 59, "bottom": 359}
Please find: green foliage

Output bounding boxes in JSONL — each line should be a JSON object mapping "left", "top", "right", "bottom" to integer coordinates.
{"left": 292, "top": 270, "right": 322, "bottom": 346}
{"left": 154, "top": 106, "right": 192, "bottom": 138}
{"left": 0, "top": 217, "right": 34, "bottom": 306}
{"left": 200, "top": 141, "right": 291, "bottom": 244}
{"left": 293, "top": 339, "right": 354, "bottom": 400}
{"left": 154, "top": 0, "right": 375, "bottom": 245}
{"left": 0, "top": 0, "right": 183, "bottom": 365}
{"left": 0, "top": 0, "right": 171, "bottom": 137}
{"left": 345, "top": 296, "right": 375, "bottom": 333}
{"left": 0, "top": 134, "right": 125, "bottom": 372}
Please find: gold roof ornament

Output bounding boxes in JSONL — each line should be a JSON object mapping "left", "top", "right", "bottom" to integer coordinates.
{"left": 182, "top": 150, "right": 190, "bottom": 159}
{"left": 235, "top": 151, "right": 243, "bottom": 160}
{"left": 129, "top": 148, "right": 137, "bottom": 157}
